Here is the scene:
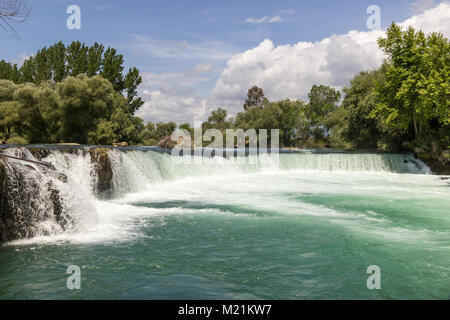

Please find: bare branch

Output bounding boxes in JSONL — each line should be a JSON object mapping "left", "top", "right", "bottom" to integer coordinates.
{"left": 0, "top": 0, "right": 30, "bottom": 38}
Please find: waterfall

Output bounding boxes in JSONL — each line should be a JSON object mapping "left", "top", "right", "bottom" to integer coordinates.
{"left": 0, "top": 146, "right": 430, "bottom": 242}
{"left": 107, "top": 149, "right": 430, "bottom": 193}
{"left": 0, "top": 147, "right": 98, "bottom": 242}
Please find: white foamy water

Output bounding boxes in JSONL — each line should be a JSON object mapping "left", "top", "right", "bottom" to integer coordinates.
{"left": 3, "top": 147, "right": 445, "bottom": 246}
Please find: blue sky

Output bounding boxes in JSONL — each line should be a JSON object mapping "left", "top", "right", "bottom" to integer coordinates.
{"left": 1, "top": 0, "right": 448, "bottom": 123}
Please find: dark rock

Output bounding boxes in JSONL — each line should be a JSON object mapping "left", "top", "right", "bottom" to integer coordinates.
{"left": 413, "top": 149, "right": 450, "bottom": 175}
{"left": 0, "top": 156, "right": 72, "bottom": 243}
{"left": 89, "top": 148, "right": 114, "bottom": 199}
{"left": 158, "top": 135, "right": 193, "bottom": 149}
{"left": 158, "top": 136, "right": 178, "bottom": 149}
{"left": 28, "top": 148, "right": 51, "bottom": 160}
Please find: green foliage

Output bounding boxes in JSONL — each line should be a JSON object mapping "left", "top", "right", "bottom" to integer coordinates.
{"left": 341, "top": 67, "right": 387, "bottom": 148}
{"left": 0, "top": 61, "right": 20, "bottom": 83}
{"left": 141, "top": 121, "right": 177, "bottom": 146}
{"left": 373, "top": 23, "right": 449, "bottom": 143}
{"left": 0, "top": 25, "right": 447, "bottom": 157}
{"left": 6, "top": 134, "right": 28, "bottom": 145}
{"left": 0, "top": 41, "right": 143, "bottom": 116}
{"left": 0, "top": 75, "right": 144, "bottom": 145}
{"left": 0, "top": 41, "right": 147, "bottom": 145}
{"left": 243, "top": 85, "right": 268, "bottom": 110}
{"left": 203, "top": 108, "right": 231, "bottom": 131}
{"left": 306, "top": 85, "right": 341, "bottom": 142}
{"left": 234, "top": 99, "right": 307, "bottom": 147}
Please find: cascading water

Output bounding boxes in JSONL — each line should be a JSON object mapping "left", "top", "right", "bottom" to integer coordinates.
{"left": 0, "top": 147, "right": 431, "bottom": 242}
{"left": 107, "top": 149, "right": 430, "bottom": 194}
{"left": 1, "top": 146, "right": 449, "bottom": 299}
{"left": 0, "top": 147, "right": 98, "bottom": 241}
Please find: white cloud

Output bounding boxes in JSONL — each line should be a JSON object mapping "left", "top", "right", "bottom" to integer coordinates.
{"left": 12, "top": 53, "right": 31, "bottom": 66}
{"left": 401, "top": 2, "right": 450, "bottom": 34}
{"left": 243, "top": 15, "right": 283, "bottom": 24}
{"left": 410, "top": 0, "right": 436, "bottom": 14}
{"left": 210, "top": 2, "right": 450, "bottom": 116}
{"left": 278, "top": 9, "right": 295, "bottom": 15}
{"left": 137, "top": 87, "right": 208, "bottom": 124}
{"left": 243, "top": 8, "right": 295, "bottom": 24}
{"left": 136, "top": 64, "right": 217, "bottom": 123}
{"left": 129, "top": 35, "right": 238, "bottom": 60}
{"left": 268, "top": 16, "right": 282, "bottom": 23}
{"left": 137, "top": 3, "right": 450, "bottom": 123}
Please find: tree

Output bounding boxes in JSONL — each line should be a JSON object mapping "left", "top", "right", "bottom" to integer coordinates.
{"left": 202, "top": 108, "right": 231, "bottom": 131}
{"left": 372, "top": 23, "right": 449, "bottom": 145}
{"left": 341, "top": 66, "right": 387, "bottom": 149}
{"left": 306, "top": 85, "right": 341, "bottom": 142}
{"left": 0, "top": 60, "right": 20, "bottom": 82}
{"left": 57, "top": 75, "right": 128, "bottom": 144}
{"left": 234, "top": 99, "right": 306, "bottom": 147}
{"left": 0, "top": 41, "right": 144, "bottom": 116}
{"left": 243, "top": 85, "right": 268, "bottom": 110}
{"left": 124, "top": 67, "right": 144, "bottom": 114}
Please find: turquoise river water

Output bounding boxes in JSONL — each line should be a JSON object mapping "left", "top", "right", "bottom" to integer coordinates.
{"left": 0, "top": 148, "right": 449, "bottom": 299}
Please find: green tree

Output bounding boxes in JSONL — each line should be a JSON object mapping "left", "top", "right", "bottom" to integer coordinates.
{"left": 243, "top": 85, "right": 268, "bottom": 110}
{"left": 57, "top": 75, "right": 126, "bottom": 143}
{"left": 0, "top": 60, "right": 20, "bottom": 82}
{"left": 306, "top": 85, "right": 341, "bottom": 142}
{"left": 124, "top": 67, "right": 144, "bottom": 115}
{"left": 203, "top": 108, "right": 231, "bottom": 131}
{"left": 372, "top": 23, "right": 449, "bottom": 144}
{"left": 341, "top": 66, "right": 387, "bottom": 149}
{"left": 1, "top": 41, "right": 144, "bottom": 116}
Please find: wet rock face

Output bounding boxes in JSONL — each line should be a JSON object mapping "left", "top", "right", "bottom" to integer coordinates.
{"left": 28, "top": 148, "right": 52, "bottom": 160}
{"left": 412, "top": 148, "right": 450, "bottom": 175}
{"left": 0, "top": 158, "right": 70, "bottom": 242}
{"left": 89, "top": 148, "right": 114, "bottom": 199}
{"left": 0, "top": 146, "right": 117, "bottom": 242}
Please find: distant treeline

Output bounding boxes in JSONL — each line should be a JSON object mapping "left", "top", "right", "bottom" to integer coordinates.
{"left": 0, "top": 24, "right": 448, "bottom": 165}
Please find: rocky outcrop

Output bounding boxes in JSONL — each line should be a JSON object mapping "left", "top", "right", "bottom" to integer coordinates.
{"left": 113, "top": 142, "right": 128, "bottom": 147}
{"left": 0, "top": 146, "right": 120, "bottom": 243}
{"left": 0, "top": 157, "right": 70, "bottom": 243}
{"left": 413, "top": 148, "right": 450, "bottom": 175}
{"left": 30, "top": 146, "right": 115, "bottom": 198}
{"left": 158, "top": 135, "right": 194, "bottom": 149}
{"left": 89, "top": 148, "right": 114, "bottom": 199}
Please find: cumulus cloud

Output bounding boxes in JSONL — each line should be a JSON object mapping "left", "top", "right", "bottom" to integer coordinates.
{"left": 135, "top": 64, "right": 217, "bottom": 123}
{"left": 137, "top": 87, "right": 208, "bottom": 124}
{"left": 410, "top": 0, "right": 436, "bottom": 14}
{"left": 210, "top": 2, "right": 450, "bottom": 116}
{"left": 401, "top": 1, "right": 450, "bottom": 34}
{"left": 137, "top": 3, "right": 450, "bottom": 123}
